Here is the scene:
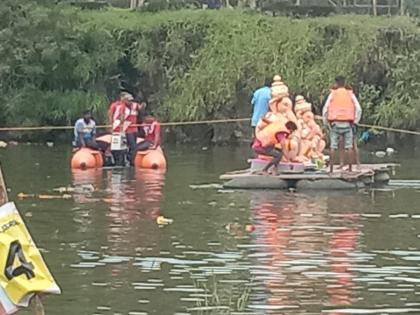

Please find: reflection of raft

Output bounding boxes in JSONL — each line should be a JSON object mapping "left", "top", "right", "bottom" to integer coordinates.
{"left": 70, "top": 134, "right": 166, "bottom": 170}
{"left": 220, "top": 163, "right": 398, "bottom": 190}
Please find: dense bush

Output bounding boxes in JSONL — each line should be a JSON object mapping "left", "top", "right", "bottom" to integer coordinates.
{"left": 1, "top": 3, "right": 420, "bottom": 141}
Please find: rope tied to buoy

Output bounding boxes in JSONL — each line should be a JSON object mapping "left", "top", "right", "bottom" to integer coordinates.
{"left": 0, "top": 117, "right": 419, "bottom": 136}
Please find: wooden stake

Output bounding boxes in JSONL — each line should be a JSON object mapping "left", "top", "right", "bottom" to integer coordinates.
{"left": 0, "top": 166, "right": 8, "bottom": 205}
{"left": 33, "top": 295, "right": 45, "bottom": 315}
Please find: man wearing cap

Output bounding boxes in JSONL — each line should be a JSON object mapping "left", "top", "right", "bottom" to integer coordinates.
{"left": 113, "top": 93, "right": 146, "bottom": 166}
{"left": 108, "top": 92, "right": 128, "bottom": 128}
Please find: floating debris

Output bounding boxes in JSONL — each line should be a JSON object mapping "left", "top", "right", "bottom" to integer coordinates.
{"left": 375, "top": 151, "right": 386, "bottom": 158}
{"left": 17, "top": 192, "right": 72, "bottom": 200}
{"left": 189, "top": 183, "right": 223, "bottom": 190}
{"left": 53, "top": 186, "right": 76, "bottom": 193}
{"left": 157, "top": 216, "right": 173, "bottom": 225}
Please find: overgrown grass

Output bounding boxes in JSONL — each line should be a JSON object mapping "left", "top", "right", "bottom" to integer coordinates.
{"left": 1, "top": 3, "right": 420, "bottom": 139}
{"left": 70, "top": 9, "right": 420, "bottom": 129}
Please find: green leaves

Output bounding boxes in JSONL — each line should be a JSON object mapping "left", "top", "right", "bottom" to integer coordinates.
{"left": 1, "top": 3, "right": 420, "bottom": 132}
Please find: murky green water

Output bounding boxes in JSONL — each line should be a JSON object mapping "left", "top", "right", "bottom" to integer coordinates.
{"left": 1, "top": 144, "right": 420, "bottom": 315}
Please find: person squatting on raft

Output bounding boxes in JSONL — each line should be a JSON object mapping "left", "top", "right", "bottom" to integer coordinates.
{"left": 252, "top": 121, "right": 298, "bottom": 175}
{"left": 322, "top": 76, "right": 362, "bottom": 173}
{"left": 73, "top": 110, "right": 107, "bottom": 151}
{"left": 251, "top": 77, "right": 272, "bottom": 137}
{"left": 113, "top": 93, "right": 146, "bottom": 166}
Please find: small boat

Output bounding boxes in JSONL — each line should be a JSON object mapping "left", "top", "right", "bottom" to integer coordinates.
{"left": 70, "top": 134, "right": 167, "bottom": 171}
{"left": 220, "top": 159, "right": 398, "bottom": 191}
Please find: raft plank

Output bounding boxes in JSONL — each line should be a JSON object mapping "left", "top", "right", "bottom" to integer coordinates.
{"left": 221, "top": 171, "right": 371, "bottom": 181}
{"left": 220, "top": 163, "right": 397, "bottom": 181}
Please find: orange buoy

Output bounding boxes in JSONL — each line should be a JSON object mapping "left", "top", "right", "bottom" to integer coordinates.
{"left": 134, "top": 147, "right": 167, "bottom": 171}
{"left": 71, "top": 148, "right": 103, "bottom": 169}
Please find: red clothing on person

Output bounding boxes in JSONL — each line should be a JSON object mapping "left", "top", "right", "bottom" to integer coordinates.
{"left": 143, "top": 121, "right": 161, "bottom": 145}
{"left": 108, "top": 101, "right": 123, "bottom": 120}
{"left": 113, "top": 102, "right": 140, "bottom": 134}
{"left": 252, "top": 138, "right": 263, "bottom": 150}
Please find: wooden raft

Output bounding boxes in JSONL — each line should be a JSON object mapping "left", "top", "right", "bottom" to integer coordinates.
{"left": 220, "top": 163, "right": 398, "bottom": 190}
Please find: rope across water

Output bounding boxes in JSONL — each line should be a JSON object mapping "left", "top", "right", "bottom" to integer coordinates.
{"left": 0, "top": 117, "right": 419, "bottom": 136}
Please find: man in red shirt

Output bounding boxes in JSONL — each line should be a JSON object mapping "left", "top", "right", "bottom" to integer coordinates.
{"left": 136, "top": 115, "right": 161, "bottom": 151}
{"left": 112, "top": 93, "right": 146, "bottom": 165}
{"left": 108, "top": 92, "right": 127, "bottom": 127}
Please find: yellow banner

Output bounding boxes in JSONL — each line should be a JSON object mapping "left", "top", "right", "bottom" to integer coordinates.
{"left": 0, "top": 202, "right": 60, "bottom": 306}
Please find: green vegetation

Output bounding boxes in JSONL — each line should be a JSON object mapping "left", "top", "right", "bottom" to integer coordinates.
{"left": 1, "top": 1, "right": 420, "bottom": 141}
{"left": 190, "top": 275, "right": 252, "bottom": 314}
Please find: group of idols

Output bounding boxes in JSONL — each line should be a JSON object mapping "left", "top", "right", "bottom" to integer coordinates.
{"left": 251, "top": 74, "right": 362, "bottom": 174}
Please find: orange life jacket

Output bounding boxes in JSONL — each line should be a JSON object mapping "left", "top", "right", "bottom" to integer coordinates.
{"left": 327, "top": 88, "right": 356, "bottom": 122}
{"left": 256, "top": 120, "right": 290, "bottom": 147}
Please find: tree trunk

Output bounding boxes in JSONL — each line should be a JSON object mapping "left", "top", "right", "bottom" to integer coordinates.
{"left": 400, "top": 0, "right": 405, "bottom": 15}
{"left": 130, "top": 0, "right": 137, "bottom": 10}
{"left": 372, "top": 0, "right": 377, "bottom": 16}
{"left": 137, "top": 0, "right": 145, "bottom": 8}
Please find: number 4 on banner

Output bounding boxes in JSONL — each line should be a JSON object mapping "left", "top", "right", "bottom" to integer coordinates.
{"left": 0, "top": 167, "right": 45, "bottom": 315}
{"left": 5, "top": 240, "right": 35, "bottom": 281}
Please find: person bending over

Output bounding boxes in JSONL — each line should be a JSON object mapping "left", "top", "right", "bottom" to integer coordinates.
{"left": 252, "top": 121, "right": 297, "bottom": 175}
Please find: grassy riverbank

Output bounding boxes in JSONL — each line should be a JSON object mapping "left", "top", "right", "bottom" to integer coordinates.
{"left": 1, "top": 2, "right": 419, "bottom": 141}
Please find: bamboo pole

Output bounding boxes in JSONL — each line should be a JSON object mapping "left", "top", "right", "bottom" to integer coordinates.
{"left": 372, "top": 0, "right": 377, "bottom": 15}
{"left": 0, "top": 166, "right": 8, "bottom": 205}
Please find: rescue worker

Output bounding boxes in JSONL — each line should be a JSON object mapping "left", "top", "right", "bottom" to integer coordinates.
{"left": 136, "top": 114, "right": 161, "bottom": 151}
{"left": 113, "top": 93, "right": 145, "bottom": 166}
{"left": 108, "top": 92, "right": 127, "bottom": 127}
{"left": 322, "top": 76, "right": 362, "bottom": 173}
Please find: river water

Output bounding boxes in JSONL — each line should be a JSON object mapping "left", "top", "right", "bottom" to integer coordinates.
{"left": 1, "top": 144, "right": 420, "bottom": 315}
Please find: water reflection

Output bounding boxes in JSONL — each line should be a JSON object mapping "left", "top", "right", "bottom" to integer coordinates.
{"left": 246, "top": 192, "right": 362, "bottom": 314}
{"left": 72, "top": 168, "right": 165, "bottom": 255}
